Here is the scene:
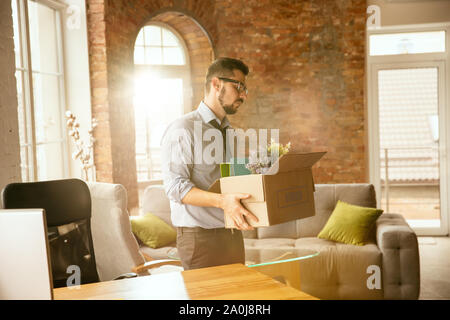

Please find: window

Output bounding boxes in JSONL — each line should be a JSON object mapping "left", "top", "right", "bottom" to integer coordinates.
{"left": 134, "top": 25, "right": 185, "bottom": 65}
{"left": 133, "top": 24, "right": 191, "bottom": 183}
{"left": 369, "top": 31, "right": 446, "bottom": 56}
{"left": 12, "top": 0, "right": 68, "bottom": 181}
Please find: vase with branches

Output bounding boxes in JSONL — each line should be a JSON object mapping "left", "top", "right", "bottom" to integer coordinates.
{"left": 65, "top": 111, "right": 98, "bottom": 181}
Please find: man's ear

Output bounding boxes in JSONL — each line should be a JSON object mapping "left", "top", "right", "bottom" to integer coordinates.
{"left": 211, "top": 77, "right": 220, "bottom": 91}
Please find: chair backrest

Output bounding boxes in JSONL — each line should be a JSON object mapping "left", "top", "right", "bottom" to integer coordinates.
{"left": 1, "top": 179, "right": 99, "bottom": 288}
{"left": 87, "top": 181, "right": 145, "bottom": 281}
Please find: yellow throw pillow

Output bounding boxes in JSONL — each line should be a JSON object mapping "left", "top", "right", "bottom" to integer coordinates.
{"left": 130, "top": 213, "right": 176, "bottom": 249}
{"left": 318, "top": 200, "right": 383, "bottom": 246}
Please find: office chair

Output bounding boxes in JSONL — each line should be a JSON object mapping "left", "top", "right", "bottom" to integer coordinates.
{"left": 1, "top": 179, "right": 100, "bottom": 288}
{"left": 87, "top": 181, "right": 182, "bottom": 281}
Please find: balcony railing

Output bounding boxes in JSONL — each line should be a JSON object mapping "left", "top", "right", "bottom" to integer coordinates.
{"left": 380, "top": 146, "right": 439, "bottom": 212}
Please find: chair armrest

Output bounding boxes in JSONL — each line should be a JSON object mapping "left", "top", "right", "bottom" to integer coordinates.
{"left": 376, "top": 213, "right": 420, "bottom": 300}
{"left": 132, "top": 259, "right": 183, "bottom": 275}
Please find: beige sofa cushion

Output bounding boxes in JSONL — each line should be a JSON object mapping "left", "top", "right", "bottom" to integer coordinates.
{"left": 139, "top": 244, "right": 177, "bottom": 260}
{"left": 296, "top": 237, "right": 383, "bottom": 300}
{"left": 142, "top": 185, "right": 173, "bottom": 227}
{"left": 244, "top": 238, "right": 296, "bottom": 250}
{"left": 257, "top": 221, "right": 298, "bottom": 239}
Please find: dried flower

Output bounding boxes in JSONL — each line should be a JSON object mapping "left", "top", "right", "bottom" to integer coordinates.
{"left": 66, "top": 111, "right": 97, "bottom": 181}
{"left": 245, "top": 140, "right": 291, "bottom": 174}
{"left": 267, "top": 139, "right": 291, "bottom": 157}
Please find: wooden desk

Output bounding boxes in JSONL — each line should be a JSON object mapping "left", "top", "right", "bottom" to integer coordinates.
{"left": 53, "top": 263, "right": 317, "bottom": 300}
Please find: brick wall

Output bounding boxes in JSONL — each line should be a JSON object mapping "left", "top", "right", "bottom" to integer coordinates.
{"left": 86, "top": 0, "right": 113, "bottom": 184}
{"left": 0, "top": 0, "right": 21, "bottom": 192}
{"left": 215, "top": 0, "right": 367, "bottom": 183}
{"left": 86, "top": 0, "right": 367, "bottom": 209}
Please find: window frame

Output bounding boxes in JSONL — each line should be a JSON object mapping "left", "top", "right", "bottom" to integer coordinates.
{"left": 134, "top": 22, "right": 187, "bottom": 66}
{"left": 13, "top": 0, "right": 70, "bottom": 182}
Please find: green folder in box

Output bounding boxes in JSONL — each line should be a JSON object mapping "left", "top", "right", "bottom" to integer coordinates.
{"left": 220, "top": 163, "right": 231, "bottom": 177}
{"left": 230, "top": 158, "right": 251, "bottom": 176}
{"left": 220, "top": 159, "right": 251, "bottom": 177}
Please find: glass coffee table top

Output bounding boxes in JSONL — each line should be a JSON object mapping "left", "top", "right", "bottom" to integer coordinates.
{"left": 166, "top": 247, "right": 319, "bottom": 266}
{"left": 244, "top": 248, "right": 319, "bottom": 267}
{"left": 167, "top": 247, "right": 180, "bottom": 260}
{"left": 244, "top": 248, "right": 319, "bottom": 291}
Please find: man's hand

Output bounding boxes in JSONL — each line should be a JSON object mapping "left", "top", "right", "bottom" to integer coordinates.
{"left": 181, "top": 187, "right": 259, "bottom": 230}
{"left": 221, "top": 193, "right": 259, "bottom": 230}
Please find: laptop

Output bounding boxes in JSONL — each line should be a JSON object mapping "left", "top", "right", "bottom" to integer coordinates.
{"left": 0, "top": 209, "right": 53, "bottom": 300}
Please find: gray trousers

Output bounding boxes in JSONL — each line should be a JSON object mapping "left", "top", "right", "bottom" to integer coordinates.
{"left": 176, "top": 227, "right": 245, "bottom": 270}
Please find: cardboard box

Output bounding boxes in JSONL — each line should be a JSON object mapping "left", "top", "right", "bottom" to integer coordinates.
{"left": 208, "top": 152, "right": 326, "bottom": 228}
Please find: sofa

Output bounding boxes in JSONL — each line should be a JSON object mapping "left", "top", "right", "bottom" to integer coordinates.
{"left": 140, "top": 183, "right": 420, "bottom": 300}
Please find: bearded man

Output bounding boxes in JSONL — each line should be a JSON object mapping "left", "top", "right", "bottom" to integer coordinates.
{"left": 160, "top": 57, "right": 258, "bottom": 270}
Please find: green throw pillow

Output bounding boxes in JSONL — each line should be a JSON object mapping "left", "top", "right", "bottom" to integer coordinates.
{"left": 318, "top": 200, "right": 383, "bottom": 246}
{"left": 130, "top": 213, "right": 176, "bottom": 249}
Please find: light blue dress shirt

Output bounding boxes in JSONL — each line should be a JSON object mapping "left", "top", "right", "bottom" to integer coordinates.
{"left": 160, "top": 101, "right": 231, "bottom": 228}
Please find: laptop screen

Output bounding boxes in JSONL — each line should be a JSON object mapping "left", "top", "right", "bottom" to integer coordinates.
{"left": 0, "top": 209, "right": 53, "bottom": 300}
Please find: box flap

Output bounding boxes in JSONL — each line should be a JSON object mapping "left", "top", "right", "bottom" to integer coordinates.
{"left": 265, "top": 151, "right": 326, "bottom": 175}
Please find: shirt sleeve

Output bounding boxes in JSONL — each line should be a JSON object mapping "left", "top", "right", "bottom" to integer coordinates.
{"left": 161, "top": 125, "right": 195, "bottom": 204}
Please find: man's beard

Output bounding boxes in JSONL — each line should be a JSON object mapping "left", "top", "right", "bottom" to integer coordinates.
{"left": 219, "top": 87, "right": 243, "bottom": 114}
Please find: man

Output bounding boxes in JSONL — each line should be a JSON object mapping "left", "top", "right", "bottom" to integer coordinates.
{"left": 160, "top": 57, "right": 258, "bottom": 270}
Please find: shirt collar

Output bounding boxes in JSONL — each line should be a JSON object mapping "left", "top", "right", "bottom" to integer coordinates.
{"left": 198, "top": 101, "right": 230, "bottom": 129}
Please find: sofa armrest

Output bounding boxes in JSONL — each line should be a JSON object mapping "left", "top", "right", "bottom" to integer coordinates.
{"left": 376, "top": 213, "right": 420, "bottom": 300}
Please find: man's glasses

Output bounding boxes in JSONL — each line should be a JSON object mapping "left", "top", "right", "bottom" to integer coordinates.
{"left": 218, "top": 77, "right": 248, "bottom": 95}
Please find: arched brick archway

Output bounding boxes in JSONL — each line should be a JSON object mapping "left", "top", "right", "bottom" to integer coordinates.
{"left": 86, "top": 1, "right": 217, "bottom": 210}
{"left": 132, "top": 12, "right": 215, "bottom": 204}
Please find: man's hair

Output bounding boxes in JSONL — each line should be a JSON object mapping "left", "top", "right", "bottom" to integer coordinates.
{"left": 205, "top": 57, "right": 249, "bottom": 94}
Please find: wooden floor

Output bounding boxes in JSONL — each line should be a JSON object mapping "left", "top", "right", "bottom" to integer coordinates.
{"left": 418, "top": 236, "right": 450, "bottom": 300}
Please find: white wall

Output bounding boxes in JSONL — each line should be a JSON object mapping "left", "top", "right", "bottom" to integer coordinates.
{"left": 61, "top": 0, "right": 94, "bottom": 180}
{"left": 368, "top": 0, "right": 450, "bottom": 26}
{"left": 0, "top": 0, "right": 22, "bottom": 192}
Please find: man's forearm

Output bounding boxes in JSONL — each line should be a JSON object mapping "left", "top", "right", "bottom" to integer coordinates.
{"left": 181, "top": 187, "right": 224, "bottom": 209}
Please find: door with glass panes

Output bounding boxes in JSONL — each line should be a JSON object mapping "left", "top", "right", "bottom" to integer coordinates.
{"left": 371, "top": 62, "right": 448, "bottom": 235}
